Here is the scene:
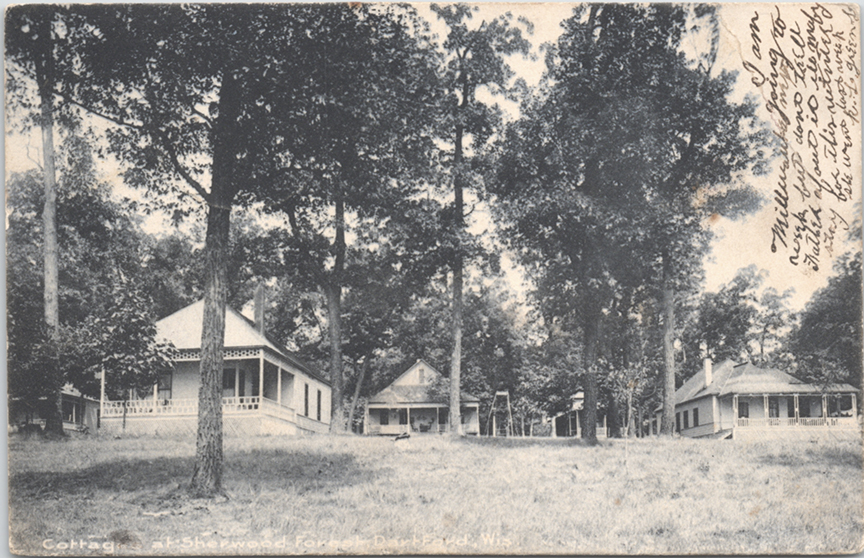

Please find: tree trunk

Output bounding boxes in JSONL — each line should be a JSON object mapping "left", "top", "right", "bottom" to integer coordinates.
{"left": 608, "top": 394, "right": 621, "bottom": 438}
{"left": 348, "top": 354, "right": 370, "bottom": 434}
{"left": 659, "top": 253, "right": 677, "bottom": 436}
{"left": 626, "top": 390, "right": 636, "bottom": 438}
{"left": 581, "top": 306, "right": 601, "bottom": 445}
{"left": 327, "top": 192, "right": 347, "bottom": 433}
{"left": 35, "top": 10, "right": 64, "bottom": 437}
{"left": 326, "top": 284, "right": 346, "bottom": 433}
{"left": 189, "top": 69, "right": 239, "bottom": 498}
{"left": 190, "top": 201, "right": 230, "bottom": 497}
{"left": 449, "top": 123, "right": 465, "bottom": 436}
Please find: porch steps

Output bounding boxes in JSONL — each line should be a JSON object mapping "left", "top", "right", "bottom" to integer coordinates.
{"left": 709, "top": 429, "right": 733, "bottom": 440}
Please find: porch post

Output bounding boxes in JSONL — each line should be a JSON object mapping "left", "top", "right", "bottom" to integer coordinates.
{"left": 259, "top": 350, "right": 265, "bottom": 402}
{"left": 822, "top": 394, "right": 828, "bottom": 422}
{"left": 436, "top": 407, "right": 439, "bottom": 433}
{"left": 406, "top": 407, "right": 411, "bottom": 433}
{"left": 575, "top": 410, "right": 580, "bottom": 437}
{"left": 733, "top": 395, "right": 738, "bottom": 426}
{"left": 852, "top": 393, "right": 858, "bottom": 418}
{"left": 763, "top": 394, "right": 769, "bottom": 420}
{"left": 153, "top": 383, "right": 158, "bottom": 405}
{"left": 551, "top": 415, "right": 557, "bottom": 438}
{"left": 277, "top": 367, "right": 282, "bottom": 406}
{"left": 794, "top": 394, "right": 799, "bottom": 425}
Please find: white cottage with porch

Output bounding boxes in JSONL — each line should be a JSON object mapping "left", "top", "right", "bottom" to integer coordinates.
{"left": 365, "top": 360, "right": 481, "bottom": 435}
{"left": 100, "top": 299, "right": 331, "bottom": 437}
{"left": 667, "top": 359, "right": 859, "bottom": 440}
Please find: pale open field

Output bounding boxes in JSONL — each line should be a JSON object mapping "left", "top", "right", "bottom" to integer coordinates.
{"left": 8, "top": 434, "right": 864, "bottom": 555}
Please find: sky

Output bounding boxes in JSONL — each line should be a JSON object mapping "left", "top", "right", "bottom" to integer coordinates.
{"left": 5, "top": 2, "right": 861, "bottom": 312}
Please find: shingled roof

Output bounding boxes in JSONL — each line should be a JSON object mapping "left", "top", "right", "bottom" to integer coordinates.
{"left": 156, "top": 300, "right": 328, "bottom": 385}
{"left": 368, "top": 360, "right": 480, "bottom": 405}
{"left": 675, "top": 359, "right": 857, "bottom": 406}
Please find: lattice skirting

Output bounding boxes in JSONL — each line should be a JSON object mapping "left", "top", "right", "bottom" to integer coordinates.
{"left": 100, "top": 415, "right": 299, "bottom": 438}
{"left": 732, "top": 426, "right": 861, "bottom": 442}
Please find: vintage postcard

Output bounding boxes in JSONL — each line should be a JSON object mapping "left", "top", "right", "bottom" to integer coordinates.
{"left": 5, "top": 2, "right": 862, "bottom": 555}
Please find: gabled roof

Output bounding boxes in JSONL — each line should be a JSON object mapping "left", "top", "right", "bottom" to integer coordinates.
{"left": 368, "top": 360, "right": 480, "bottom": 405}
{"left": 676, "top": 359, "right": 858, "bottom": 406}
{"left": 156, "top": 300, "right": 328, "bottom": 385}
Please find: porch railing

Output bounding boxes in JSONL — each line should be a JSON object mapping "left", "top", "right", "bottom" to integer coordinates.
{"left": 102, "top": 396, "right": 295, "bottom": 423}
{"left": 736, "top": 416, "right": 856, "bottom": 428}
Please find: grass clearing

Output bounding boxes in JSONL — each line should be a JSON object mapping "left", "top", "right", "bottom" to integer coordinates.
{"left": 9, "top": 434, "right": 864, "bottom": 555}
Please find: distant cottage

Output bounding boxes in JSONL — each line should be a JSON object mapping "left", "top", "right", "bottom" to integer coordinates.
{"left": 661, "top": 359, "right": 859, "bottom": 440}
{"left": 365, "top": 359, "right": 480, "bottom": 435}
{"left": 100, "top": 298, "right": 331, "bottom": 437}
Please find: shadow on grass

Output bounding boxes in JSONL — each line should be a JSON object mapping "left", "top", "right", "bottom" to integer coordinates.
{"left": 758, "top": 443, "right": 864, "bottom": 469}
{"left": 456, "top": 436, "right": 607, "bottom": 448}
{"left": 10, "top": 449, "right": 378, "bottom": 500}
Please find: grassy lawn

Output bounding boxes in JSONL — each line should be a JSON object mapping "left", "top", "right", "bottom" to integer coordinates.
{"left": 9, "top": 433, "right": 864, "bottom": 555}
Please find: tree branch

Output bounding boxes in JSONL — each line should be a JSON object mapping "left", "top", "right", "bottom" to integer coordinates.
{"left": 191, "top": 107, "right": 213, "bottom": 129}
{"left": 55, "top": 90, "right": 146, "bottom": 132}
{"left": 56, "top": 89, "right": 213, "bottom": 205}
{"left": 285, "top": 203, "right": 328, "bottom": 286}
{"left": 154, "top": 129, "right": 212, "bottom": 204}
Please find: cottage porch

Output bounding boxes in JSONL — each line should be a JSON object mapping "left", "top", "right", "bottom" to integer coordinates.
{"left": 99, "top": 346, "right": 331, "bottom": 436}
{"left": 365, "top": 404, "right": 480, "bottom": 435}
{"left": 729, "top": 393, "right": 859, "bottom": 438}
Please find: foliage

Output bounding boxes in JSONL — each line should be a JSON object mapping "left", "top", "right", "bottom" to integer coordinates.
{"left": 493, "top": 3, "right": 771, "bottom": 437}
{"left": 6, "top": 142, "right": 173, "bottom": 413}
{"left": 789, "top": 250, "right": 862, "bottom": 390}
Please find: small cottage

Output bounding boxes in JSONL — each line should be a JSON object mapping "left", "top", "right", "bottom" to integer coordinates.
{"left": 665, "top": 359, "right": 859, "bottom": 440}
{"left": 9, "top": 386, "right": 99, "bottom": 434}
{"left": 365, "top": 359, "right": 481, "bottom": 435}
{"left": 99, "top": 298, "right": 331, "bottom": 437}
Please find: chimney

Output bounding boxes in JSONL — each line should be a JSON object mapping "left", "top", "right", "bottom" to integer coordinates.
{"left": 704, "top": 358, "right": 713, "bottom": 388}
{"left": 253, "top": 284, "right": 266, "bottom": 334}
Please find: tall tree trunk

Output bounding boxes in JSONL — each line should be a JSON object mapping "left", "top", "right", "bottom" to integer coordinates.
{"left": 326, "top": 284, "right": 345, "bottom": 432}
{"left": 347, "top": 354, "right": 370, "bottom": 433}
{"left": 190, "top": 201, "right": 230, "bottom": 497}
{"left": 449, "top": 123, "right": 465, "bottom": 436}
{"left": 626, "top": 390, "right": 636, "bottom": 438}
{"left": 659, "top": 252, "right": 677, "bottom": 436}
{"left": 581, "top": 306, "right": 601, "bottom": 445}
{"left": 189, "top": 69, "right": 239, "bottom": 498}
{"left": 328, "top": 192, "right": 347, "bottom": 433}
{"left": 608, "top": 394, "right": 621, "bottom": 438}
{"left": 35, "top": 10, "right": 63, "bottom": 437}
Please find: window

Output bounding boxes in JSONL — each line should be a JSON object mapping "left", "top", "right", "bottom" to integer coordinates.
{"left": 418, "top": 369, "right": 425, "bottom": 384}
{"left": 693, "top": 408, "right": 699, "bottom": 427}
{"left": 768, "top": 397, "right": 779, "bottom": 418}
{"left": 222, "top": 369, "right": 236, "bottom": 398}
{"left": 683, "top": 410, "right": 689, "bottom": 429}
{"left": 237, "top": 370, "right": 246, "bottom": 397}
{"left": 62, "top": 399, "right": 82, "bottom": 424}
{"left": 738, "top": 400, "right": 749, "bottom": 418}
{"left": 788, "top": 397, "right": 796, "bottom": 417}
{"left": 829, "top": 395, "right": 854, "bottom": 417}
{"left": 438, "top": 409, "right": 447, "bottom": 424}
{"left": 675, "top": 412, "right": 681, "bottom": 432}
{"left": 304, "top": 384, "right": 309, "bottom": 417}
{"left": 157, "top": 372, "right": 172, "bottom": 401}
{"left": 316, "top": 390, "right": 322, "bottom": 421}
{"left": 398, "top": 409, "right": 408, "bottom": 425}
